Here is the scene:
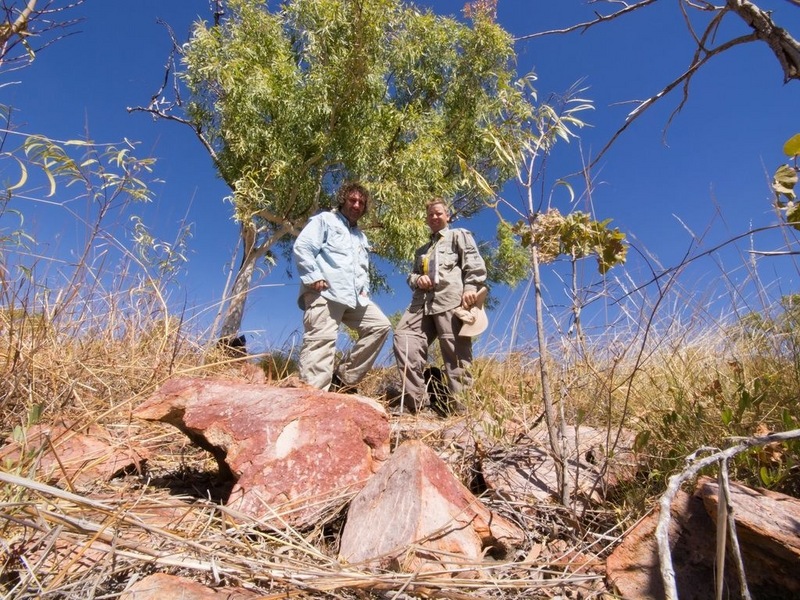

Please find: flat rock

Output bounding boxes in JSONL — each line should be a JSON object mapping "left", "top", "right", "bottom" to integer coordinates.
{"left": 339, "top": 439, "right": 525, "bottom": 575}
{"left": 134, "top": 377, "right": 390, "bottom": 529}
{"left": 697, "top": 475, "right": 800, "bottom": 595}
{"left": 606, "top": 489, "right": 721, "bottom": 599}
{"left": 0, "top": 423, "right": 148, "bottom": 489}
{"left": 481, "top": 425, "right": 638, "bottom": 505}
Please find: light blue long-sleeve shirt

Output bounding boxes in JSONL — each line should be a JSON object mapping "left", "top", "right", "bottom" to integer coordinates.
{"left": 293, "top": 210, "right": 372, "bottom": 310}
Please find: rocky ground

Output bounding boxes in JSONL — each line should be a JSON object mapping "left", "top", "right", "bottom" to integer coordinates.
{"left": 1, "top": 373, "right": 798, "bottom": 599}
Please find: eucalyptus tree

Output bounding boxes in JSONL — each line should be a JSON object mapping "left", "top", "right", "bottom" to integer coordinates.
{"left": 170, "top": 0, "right": 530, "bottom": 343}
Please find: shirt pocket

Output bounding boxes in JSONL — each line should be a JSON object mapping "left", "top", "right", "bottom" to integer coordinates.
{"left": 439, "top": 247, "right": 459, "bottom": 271}
{"left": 325, "top": 229, "right": 350, "bottom": 256}
{"left": 357, "top": 240, "right": 369, "bottom": 269}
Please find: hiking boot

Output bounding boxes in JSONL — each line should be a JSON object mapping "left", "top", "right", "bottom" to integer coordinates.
{"left": 330, "top": 373, "right": 358, "bottom": 394}
{"left": 437, "top": 398, "right": 467, "bottom": 416}
{"left": 385, "top": 386, "right": 425, "bottom": 414}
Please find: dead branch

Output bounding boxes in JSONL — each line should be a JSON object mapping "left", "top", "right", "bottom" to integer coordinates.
{"left": 727, "top": 0, "right": 800, "bottom": 82}
{"left": 719, "top": 464, "right": 753, "bottom": 600}
{"left": 655, "top": 428, "right": 800, "bottom": 600}
{"left": 126, "top": 17, "right": 223, "bottom": 172}
{"left": 749, "top": 249, "right": 800, "bottom": 255}
{"left": 513, "top": 0, "right": 659, "bottom": 41}
{"left": 515, "top": 0, "right": 800, "bottom": 169}
{"left": 590, "top": 32, "right": 757, "bottom": 169}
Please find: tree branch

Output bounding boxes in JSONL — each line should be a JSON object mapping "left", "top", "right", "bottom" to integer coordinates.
{"left": 127, "top": 105, "right": 221, "bottom": 169}
{"left": 513, "top": 0, "right": 658, "bottom": 41}
{"left": 0, "top": 0, "right": 85, "bottom": 71}
{"left": 727, "top": 0, "right": 800, "bottom": 82}
{"left": 516, "top": 0, "right": 800, "bottom": 168}
{"left": 589, "top": 32, "right": 758, "bottom": 169}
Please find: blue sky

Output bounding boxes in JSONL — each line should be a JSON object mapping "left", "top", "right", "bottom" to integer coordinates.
{"left": 6, "top": 0, "right": 800, "bottom": 359}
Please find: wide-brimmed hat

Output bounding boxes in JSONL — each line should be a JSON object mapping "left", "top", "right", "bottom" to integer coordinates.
{"left": 456, "top": 287, "right": 488, "bottom": 337}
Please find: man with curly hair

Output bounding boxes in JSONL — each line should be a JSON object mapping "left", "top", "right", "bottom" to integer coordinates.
{"left": 293, "top": 182, "right": 391, "bottom": 393}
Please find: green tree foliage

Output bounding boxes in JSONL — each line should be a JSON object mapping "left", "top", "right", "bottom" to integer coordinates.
{"left": 491, "top": 209, "right": 627, "bottom": 279}
{"left": 180, "top": 0, "right": 530, "bottom": 339}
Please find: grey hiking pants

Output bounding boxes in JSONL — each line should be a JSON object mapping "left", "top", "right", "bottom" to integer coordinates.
{"left": 299, "top": 292, "right": 391, "bottom": 391}
{"left": 392, "top": 307, "right": 473, "bottom": 409}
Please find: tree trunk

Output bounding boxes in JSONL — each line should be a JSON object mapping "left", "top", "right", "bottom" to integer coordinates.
{"left": 217, "top": 250, "right": 259, "bottom": 342}
{"left": 216, "top": 222, "right": 268, "bottom": 345}
{"left": 570, "top": 255, "right": 586, "bottom": 356}
{"left": 215, "top": 219, "right": 297, "bottom": 346}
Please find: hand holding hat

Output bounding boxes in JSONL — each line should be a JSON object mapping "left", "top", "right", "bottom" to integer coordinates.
{"left": 455, "top": 287, "right": 488, "bottom": 337}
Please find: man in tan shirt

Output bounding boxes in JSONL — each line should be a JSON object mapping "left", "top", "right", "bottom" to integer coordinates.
{"left": 392, "top": 199, "right": 487, "bottom": 414}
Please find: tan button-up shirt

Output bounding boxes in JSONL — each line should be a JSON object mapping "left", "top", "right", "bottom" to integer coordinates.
{"left": 407, "top": 226, "right": 487, "bottom": 315}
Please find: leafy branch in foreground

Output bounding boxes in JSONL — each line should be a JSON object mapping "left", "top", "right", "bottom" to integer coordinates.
{"left": 773, "top": 133, "right": 800, "bottom": 226}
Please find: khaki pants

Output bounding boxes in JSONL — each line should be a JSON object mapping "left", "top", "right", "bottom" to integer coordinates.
{"left": 392, "top": 307, "right": 473, "bottom": 409}
{"left": 299, "top": 292, "right": 391, "bottom": 390}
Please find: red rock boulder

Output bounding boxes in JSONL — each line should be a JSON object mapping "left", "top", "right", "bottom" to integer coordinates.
{"left": 134, "top": 377, "right": 390, "bottom": 529}
{"left": 120, "top": 573, "right": 259, "bottom": 599}
{"left": 339, "top": 439, "right": 525, "bottom": 575}
{"left": 606, "top": 476, "right": 800, "bottom": 599}
{"left": 0, "top": 423, "right": 148, "bottom": 489}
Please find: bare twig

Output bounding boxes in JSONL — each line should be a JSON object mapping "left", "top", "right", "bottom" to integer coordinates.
{"left": 513, "top": 0, "right": 658, "bottom": 41}
{"left": 714, "top": 468, "right": 727, "bottom": 600}
{"left": 590, "top": 32, "right": 757, "bottom": 169}
{"left": 719, "top": 463, "right": 753, "bottom": 600}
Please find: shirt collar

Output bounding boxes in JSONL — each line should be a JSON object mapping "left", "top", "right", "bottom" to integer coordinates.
{"left": 335, "top": 209, "right": 358, "bottom": 229}
{"left": 430, "top": 226, "right": 449, "bottom": 242}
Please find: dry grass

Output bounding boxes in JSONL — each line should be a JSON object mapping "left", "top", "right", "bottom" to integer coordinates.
{"left": 4, "top": 272, "right": 800, "bottom": 598}
{"left": 0, "top": 465, "right": 611, "bottom": 598}
{"left": 4, "top": 270, "right": 800, "bottom": 597}
{"left": 3, "top": 173, "right": 800, "bottom": 597}
{"left": 0, "top": 271, "right": 612, "bottom": 598}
